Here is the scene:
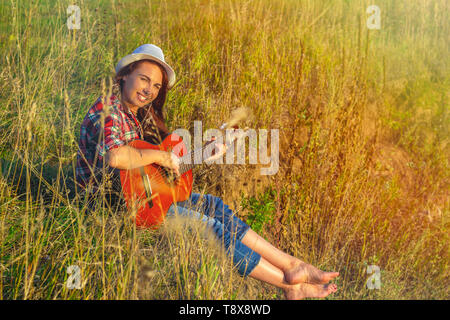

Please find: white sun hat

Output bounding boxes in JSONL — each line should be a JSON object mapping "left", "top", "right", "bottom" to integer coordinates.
{"left": 115, "top": 44, "right": 176, "bottom": 89}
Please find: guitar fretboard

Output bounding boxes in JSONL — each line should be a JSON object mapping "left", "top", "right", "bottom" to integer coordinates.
{"left": 178, "top": 140, "right": 216, "bottom": 175}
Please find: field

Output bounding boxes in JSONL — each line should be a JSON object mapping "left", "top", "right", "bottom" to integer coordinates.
{"left": 0, "top": 0, "right": 448, "bottom": 299}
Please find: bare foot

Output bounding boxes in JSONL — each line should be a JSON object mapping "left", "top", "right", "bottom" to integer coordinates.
{"left": 284, "top": 282, "right": 337, "bottom": 300}
{"left": 284, "top": 261, "right": 339, "bottom": 285}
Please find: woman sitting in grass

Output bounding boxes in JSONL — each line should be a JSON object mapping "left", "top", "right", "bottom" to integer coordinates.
{"left": 75, "top": 44, "right": 339, "bottom": 300}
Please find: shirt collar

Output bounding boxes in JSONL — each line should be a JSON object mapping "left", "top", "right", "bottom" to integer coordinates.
{"left": 111, "top": 94, "right": 143, "bottom": 119}
{"left": 109, "top": 94, "right": 126, "bottom": 113}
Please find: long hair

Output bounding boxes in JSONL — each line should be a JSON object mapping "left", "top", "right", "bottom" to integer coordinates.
{"left": 114, "top": 59, "right": 169, "bottom": 143}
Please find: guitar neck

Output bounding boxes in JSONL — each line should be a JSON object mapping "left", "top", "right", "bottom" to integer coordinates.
{"left": 178, "top": 140, "right": 215, "bottom": 175}
{"left": 176, "top": 124, "right": 240, "bottom": 175}
{"left": 179, "top": 141, "right": 228, "bottom": 174}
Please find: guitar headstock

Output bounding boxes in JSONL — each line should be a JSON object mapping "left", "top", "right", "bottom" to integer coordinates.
{"left": 220, "top": 107, "right": 251, "bottom": 128}
{"left": 203, "top": 107, "right": 252, "bottom": 161}
{"left": 216, "top": 107, "right": 252, "bottom": 147}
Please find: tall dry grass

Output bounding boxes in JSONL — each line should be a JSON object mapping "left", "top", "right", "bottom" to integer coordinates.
{"left": 0, "top": 0, "right": 448, "bottom": 299}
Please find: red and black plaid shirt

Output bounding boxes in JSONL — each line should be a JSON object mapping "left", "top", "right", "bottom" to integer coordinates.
{"left": 75, "top": 94, "right": 143, "bottom": 191}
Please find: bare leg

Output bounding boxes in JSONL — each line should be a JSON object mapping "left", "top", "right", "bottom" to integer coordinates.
{"left": 241, "top": 229, "right": 339, "bottom": 285}
{"left": 248, "top": 256, "right": 337, "bottom": 300}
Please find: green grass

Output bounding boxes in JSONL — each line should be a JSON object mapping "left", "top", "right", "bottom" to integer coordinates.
{"left": 0, "top": 0, "right": 448, "bottom": 299}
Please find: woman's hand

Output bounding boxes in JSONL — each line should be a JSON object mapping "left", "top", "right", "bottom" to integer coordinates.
{"left": 156, "top": 151, "right": 181, "bottom": 176}
{"left": 204, "top": 137, "right": 227, "bottom": 163}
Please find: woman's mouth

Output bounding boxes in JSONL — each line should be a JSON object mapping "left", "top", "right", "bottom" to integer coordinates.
{"left": 137, "top": 92, "right": 149, "bottom": 103}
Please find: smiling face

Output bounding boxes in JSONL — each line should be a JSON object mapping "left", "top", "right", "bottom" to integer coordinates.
{"left": 120, "top": 60, "right": 164, "bottom": 114}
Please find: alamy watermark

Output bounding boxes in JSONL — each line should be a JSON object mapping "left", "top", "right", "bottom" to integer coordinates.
{"left": 172, "top": 121, "right": 279, "bottom": 176}
{"left": 366, "top": 265, "right": 381, "bottom": 290}
{"left": 366, "top": 5, "right": 381, "bottom": 30}
{"left": 67, "top": 5, "right": 81, "bottom": 30}
{"left": 66, "top": 265, "right": 83, "bottom": 289}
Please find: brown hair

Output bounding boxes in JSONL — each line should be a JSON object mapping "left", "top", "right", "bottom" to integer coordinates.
{"left": 114, "top": 59, "right": 169, "bottom": 143}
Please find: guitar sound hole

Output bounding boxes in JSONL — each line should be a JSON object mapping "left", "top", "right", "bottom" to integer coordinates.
{"left": 157, "top": 166, "right": 178, "bottom": 184}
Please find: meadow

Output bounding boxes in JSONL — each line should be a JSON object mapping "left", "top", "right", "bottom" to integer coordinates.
{"left": 0, "top": 0, "right": 448, "bottom": 299}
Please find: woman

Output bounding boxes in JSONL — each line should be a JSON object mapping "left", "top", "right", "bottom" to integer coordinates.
{"left": 75, "top": 44, "right": 339, "bottom": 299}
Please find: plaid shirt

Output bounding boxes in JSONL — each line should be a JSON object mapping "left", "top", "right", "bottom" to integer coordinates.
{"left": 75, "top": 94, "right": 143, "bottom": 191}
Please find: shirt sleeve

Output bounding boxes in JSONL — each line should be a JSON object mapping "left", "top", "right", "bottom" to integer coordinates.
{"left": 96, "top": 111, "right": 126, "bottom": 157}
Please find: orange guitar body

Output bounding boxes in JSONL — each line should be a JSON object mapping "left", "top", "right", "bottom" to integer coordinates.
{"left": 119, "top": 133, "right": 193, "bottom": 228}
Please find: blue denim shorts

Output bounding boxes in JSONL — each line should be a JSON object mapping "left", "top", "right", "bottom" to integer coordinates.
{"left": 166, "top": 193, "right": 261, "bottom": 277}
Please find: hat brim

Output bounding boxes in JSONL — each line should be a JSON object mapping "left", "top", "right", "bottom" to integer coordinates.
{"left": 115, "top": 53, "right": 176, "bottom": 89}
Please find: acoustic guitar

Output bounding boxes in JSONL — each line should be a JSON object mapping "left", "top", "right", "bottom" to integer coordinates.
{"left": 120, "top": 131, "right": 237, "bottom": 228}
{"left": 120, "top": 133, "right": 194, "bottom": 228}
{"left": 120, "top": 108, "right": 250, "bottom": 228}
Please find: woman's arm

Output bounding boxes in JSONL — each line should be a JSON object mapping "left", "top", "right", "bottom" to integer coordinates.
{"left": 106, "top": 145, "right": 180, "bottom": 175}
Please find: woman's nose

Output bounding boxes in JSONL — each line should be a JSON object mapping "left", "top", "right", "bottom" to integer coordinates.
{"left": 144, "top": 84, "right": 155, "bottom": 93}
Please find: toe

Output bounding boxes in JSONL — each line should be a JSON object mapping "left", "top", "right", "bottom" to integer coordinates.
{"left": 328, "top": 283, "right": 337, "bottom": 293}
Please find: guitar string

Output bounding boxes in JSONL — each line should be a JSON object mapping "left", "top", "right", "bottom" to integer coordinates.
{"left": 125, "top": 125, "right": 244, "bottom": 189}
{"left": 129, "top": 137, "right": 234, "bottom": 188}
{"left": 132, "top": 124, "right": 240, "bottom": 185}
{"left": 128, "top": 140, "right": 214, "bottom": 188}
